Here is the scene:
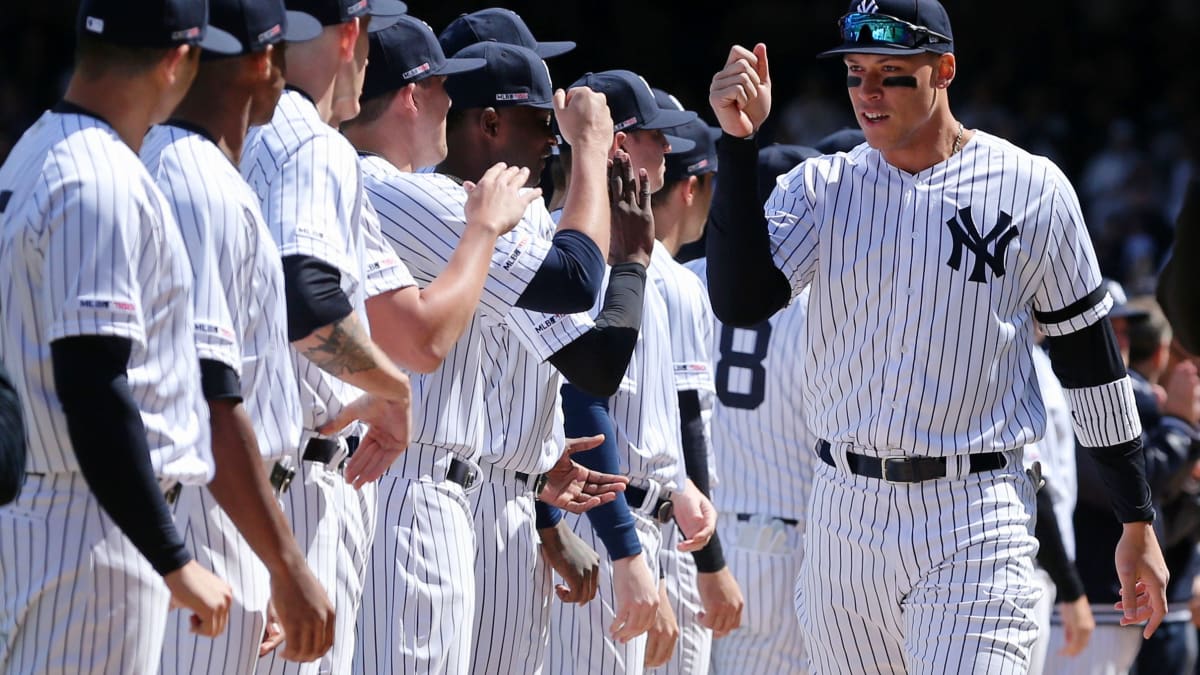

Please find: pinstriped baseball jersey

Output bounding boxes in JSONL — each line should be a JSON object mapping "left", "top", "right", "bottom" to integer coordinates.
{"left": 142, "top": 124, "right": 303, "bottom": 462}
{"left": 242, "top": 89, "right": 414, "bottom": 436}
{"left": 687, "top": 258, "right": 815, "bottom": 522}
{"left": 362, "top": 156, "right": 589, "bottom": 462}
{"left": 1026, "top": 345, "right": 1077, "bottom": 559}
{"left": 0, "top": 107, "right": 211, "bottom": 482}
{"left": 648, "top": 241, "right": 715, "bottom": 395}
{"left": 767, "top": 131, "right": 1110, "bottom": 458}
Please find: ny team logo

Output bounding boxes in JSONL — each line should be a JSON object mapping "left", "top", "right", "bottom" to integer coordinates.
{"left": 943, "top": 207, "right": 1019, "bottom": 283}
{"left": 856, "top": 0, "right": 879, "bottom": 13}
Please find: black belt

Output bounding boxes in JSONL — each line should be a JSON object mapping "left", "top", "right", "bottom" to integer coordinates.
{"left": 816, "top": 440, "right": 1006, "bottom": 483}
{"left": 625, "top": 485, "right": 674, "bottom": 523}
{"left": 303, "top": 435, "right": 359, "bottom": 465}
{"left": 447, "top": 458, "right": 477, "bottom": 490}
{"left": 163, "top": 482, "right": 182, "bottom": 506}
{"left": 736, "top": 513, "right": 799, "bottom": 527}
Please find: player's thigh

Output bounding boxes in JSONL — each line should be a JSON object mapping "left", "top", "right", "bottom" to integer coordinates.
{"left": 712, "top": 517, "right": 807, "bottom": 675}
{"left": 3, "top": 475, "right": 169, "bottom": 675}
{"left": 655, "top": 525, "right": 711, "bottom": 675}
{"left": 901, "top": 468, "right": 1041, "bottom": 675}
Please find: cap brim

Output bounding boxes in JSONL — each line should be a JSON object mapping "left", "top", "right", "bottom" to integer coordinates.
{"left": 432, "top": 57, "right": 487, "bottom": 77}
{"left": 199, "top": 25, "right": 243, "bottom": 55}
{"left": 817, "top": 43, "right": 943, "bottom": 58}
{"left": 642, "top": 108, "right": 697, "bottom": 131}
{"left": 367, "top": 0, "right": 407, "bottom": 32}
{"left": 665, "top": 134, "right": 696, "bottom": 154}
{"left": 534, "top": 41, "right": 576, "bottom": 59}
{"left": 284, "top": 11, "right": 323, "bottom": 43}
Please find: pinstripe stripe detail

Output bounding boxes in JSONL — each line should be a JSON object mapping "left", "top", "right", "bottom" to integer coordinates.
{"left": 1063, "top": 377, "right": 1142, "bottom": 447}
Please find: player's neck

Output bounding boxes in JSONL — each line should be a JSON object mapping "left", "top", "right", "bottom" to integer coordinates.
{"left": 171, "top": 88, "right": 252, "bottom": 166}
{"left": 344, "top": 123, "right": 418, "bottom": 172}
{"left": 62, "top": 76, "right": 159, "bottom": 153}
{"left": 652, "top": 208, "right": 684, "bottom": 256}
{"left": 438, "top": 145, "right": 489, "bottom": 184}
{"left": 878, "top": 110, "right": 972, "bottom": 175}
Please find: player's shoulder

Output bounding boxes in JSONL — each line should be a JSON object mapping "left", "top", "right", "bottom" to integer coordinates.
{"left": 773, "top": 143, "right": 872, "bottom": 196}
{"left": 363, "top": 158, "right": 466, "bottom": 211}
{"left": 245, "top": 91, "right": 356, "bottom": 171}
{"left": 966, "top": 130, "right": 1073, "bottom": 190}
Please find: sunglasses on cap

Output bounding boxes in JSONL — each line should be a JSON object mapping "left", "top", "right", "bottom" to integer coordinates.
{"left": 838, "top": 12, "right": 950, "bottom": 48}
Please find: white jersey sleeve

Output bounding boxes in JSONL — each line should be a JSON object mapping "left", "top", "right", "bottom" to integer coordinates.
{"left": 361, "top": 197, "right": 416, "bottom": 297}
{"left": 766, "top": 162, "right": 821, "bottom": 299}
{"left": 142, "top": 126, "right": 241, "bottom": 373}
{"left": 649, "top": 242, "right": 715, "bottom": 394}
{"left": 1031, "top": 163, "right": 1112, "bottom": 336}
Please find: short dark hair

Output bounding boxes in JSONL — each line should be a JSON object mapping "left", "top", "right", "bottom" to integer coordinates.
{"left": 345, "top": 90, "right": 397, "bottom": 128}
{"left": 651, "top": 176, "right": 687, "bottom": 209}
{"left": 1127, "top": 297, "right": 1171, "bottom": 365}
{"left": 74, "top": 34, "right": 173, "bottom": 78}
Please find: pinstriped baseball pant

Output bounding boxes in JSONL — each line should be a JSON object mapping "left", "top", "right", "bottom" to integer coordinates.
{"left": 651, "top": 523, "right": 712, "bottom": 675}
{"left": 796, "top": 450, "right": 1041, "bottom": 674}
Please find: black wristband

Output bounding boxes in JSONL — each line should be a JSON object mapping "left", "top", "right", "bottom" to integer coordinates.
{"left": 199, "top": 359, "right": 242, "bottom": 402}
{"left": 1087, "top": 437, "right": 1156, "bottom": 523}
{"left": 692, "top": 530, "right": 727, "bottom": 573}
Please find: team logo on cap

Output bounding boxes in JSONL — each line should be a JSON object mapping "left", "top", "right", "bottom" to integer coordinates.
{"left": 171, "top": 26, "right": 202, "bottom": 41}
{"left": 614, "top": 117, "right": 639, "bottom": 131}
{"left": 496, "top": 92, "right": 531, "bottom": 101}
{"left": 856, "top": 0, "right": 879, "bottom": 13}
{"left": 403, "top": 63, "right": 432, "bottom": 80}
{"left": 85, "top": 16, "right": 105, "bottom": 34}
{"left": 257, "top": 24, "right": 283, "bottom": 43}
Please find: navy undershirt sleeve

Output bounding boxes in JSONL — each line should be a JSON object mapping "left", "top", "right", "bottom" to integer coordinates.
{"left": 51, "top": 335, "right": 191, "bottom": 575}
{"left": 281, "top": 254, "right": 354, "bottom": 342}
{"left": 199, "top": 359, "right": 242, "bottom": 402}
{"left": 705, "top": 134, "right": 791, "bottom": 326}
{"left": 517, "top": 230, "right": 605, "bottom": 314}
{"left": 560, "top": 383, "right": 641, "bottom": 560}
{"left": 535, "top": 500, "right": 563, "bottom": 529}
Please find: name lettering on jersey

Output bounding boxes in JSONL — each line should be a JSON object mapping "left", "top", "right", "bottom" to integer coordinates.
{"left": 943, "top": 207, "right": 1019, "bottom": 282}
{"left": 501, "top": 235, "right": 529, "bottom": 270}
{"left": 856, "top": 0, "right": 879, "bottom": 13}
{"left": 0, "top": 190, "right": 11, "bottom": 213}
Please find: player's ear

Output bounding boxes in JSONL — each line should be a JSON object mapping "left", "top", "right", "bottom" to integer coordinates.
{"left": 337, "top": 18, "right": 361, "bottom": 64}
{"left": 396, "top": 83, "right": 418, "bottom": 116}
{"left": 251, "top": 46, "right": 274, "bottom": 82}
{"left": 479, "top": 107, "right": 501, "bottom": 138}
{"left": 934, "top": 53, "right": 956, "bottom": 89}
{"left": 684, "top": 175, "right": 699, "bottom": 206}
{"left": 608, "top": 131, "right": 626, "bottom": 158}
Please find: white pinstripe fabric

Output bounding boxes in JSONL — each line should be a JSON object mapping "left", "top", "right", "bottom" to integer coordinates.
{"left": 0, "top": 474, "right": 170, "bottom": 674}
{"left": 0, "top": 108, "right": 210, "bottom": 481}
{"left": 767, "top": 131, "right": 1111, "bottom": 458}
{"left": 548, "top": 512, "right": 664, "bottom": 675}
{"left": 1042, "top": 623, "right": 1142, "bottom": 675}
{"left": 652, "top": 524, "right": 711, "bottom": 675}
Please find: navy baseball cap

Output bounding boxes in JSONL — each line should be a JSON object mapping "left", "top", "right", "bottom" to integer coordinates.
{"left": 77, "top": 0, "right": 241, "bottom": 54}
{"left": 815, "top": 127, "right": 867, "bottom": 153}
{"left": 818, "top": 0, "right": 953, "bottom": 58}
{"left": 210, "top": 0, "right": 322, "bottom": 54}
{"left": 1104, "top": 279, "right": 1150, "bottom": 320}
{"left": 653, "top": 89, "right": 718, "bottom": 178}
{"left": 572, "top": 70, "right": 696, "bottom": 135}
{"left": 439, "top": 8, "right": 575, "bottom": 60}
{"left": 757, "top": 144, "right": 821, "bottom": 201}
{"left": 444, "top": 42, "right": 554, "bottom": 110}
{"left": 285, "top": 0, "right": 407, "bottom": 31}
{"left": 361, "top": 16, "right": 486, "bottom": 102}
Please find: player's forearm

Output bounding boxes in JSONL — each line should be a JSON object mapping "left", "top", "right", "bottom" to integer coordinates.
{"left": 1158, "top": 177, "right": 1200, "bottom": 354}
{"left": 555, "top": 142, "right": 611, "bottom": 261}
{"left": 365, "top": 227, "right": 499, "bottom": 373}
{"left": 293, "top": 311, "right": 412, "bottom": 402}
{"left": 205, "top": 400, "right": 305, "bottom": 573}
{"left": 706, "top": 134, "right": 791, "bottom": 326}
{"left": 51, "top": 336, "right": 192, "bottom": 575}
{"left": 1044, "top": 319, "right": 1153, "bottom": 522}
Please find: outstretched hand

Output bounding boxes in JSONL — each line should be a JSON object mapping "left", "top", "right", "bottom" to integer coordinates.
{"left": 463, "top": 163, "right": 542, "bottom": 237}
{"left": 607, "top": 150, "right": 654, "bottom": 266}
{"left": 537, "top": 435, "right": 629, "bottom": 514}
{"left": 709, "top": 43, "right": 772, "bottom": 138}
{"left": 1112, "top": 521, "right": 1170, "bottom": 638}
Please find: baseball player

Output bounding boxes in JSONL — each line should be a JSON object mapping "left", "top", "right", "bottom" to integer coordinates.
{"left": 643, "top": 88, "right": 744, "bottom": 675}
{"left": 548, "top": 69, "right": 721, "bottom": 675}
{"left": 240, "top": 2, "right": 417, "bottom": 673}
{"left": 361, "top": 16, "right": 652, "bottom": 675}
{"left": 140, "top": 1, "right": 338, "bottom": 671}
{"left": 705, "top": 0, "right": 1169, "bottom": 672}
{"left": 347, "top": 37, "right": 633, "bottom": 675}
{"left": 0, "top": 1, "right": 238, "bottom": 672}
{"left": 0, "top": 360, "right": 23, "bottom": 507}
{"left": 684, "top": 144, "right": 821, "bottom": 675}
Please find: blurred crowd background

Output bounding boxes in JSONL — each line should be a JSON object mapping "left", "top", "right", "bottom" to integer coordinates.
{"left": 2, "top": 0, "right": 1197, "bottom": 292}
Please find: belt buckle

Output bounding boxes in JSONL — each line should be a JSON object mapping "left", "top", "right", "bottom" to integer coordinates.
{"left": 269, "top": 462, "right": 296, "bottom": 496}
{"left": 879, "top": 454, "right": 909, "bottom": 484}
{"left": 655, "top": 499, "right": 675, "bottom": 524}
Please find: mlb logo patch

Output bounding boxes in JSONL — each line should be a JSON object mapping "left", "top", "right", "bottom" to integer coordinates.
{"left": 687, "top": 159, "right": 710, "bottom": 173}
{"left": 171, "top": 26, "right": 202, "bottom": 41}
{"left": 403, "top": 63, "right": 431, "bottom": 80}
{"left": 257, "top": 24, "right": 283, "bottom": 43}
{"left": 613, "top": 117, "right": 638, "bottom": 131}
{"left": 496, "top": 92, "right": 530, "bottom": 102}
{"left": 348, "top": 0, "right": 369, "bottom": 15}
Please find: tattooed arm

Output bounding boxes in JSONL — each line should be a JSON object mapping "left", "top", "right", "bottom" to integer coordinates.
{"left": 292, "top": 311, "right": 412, "bottom": 402}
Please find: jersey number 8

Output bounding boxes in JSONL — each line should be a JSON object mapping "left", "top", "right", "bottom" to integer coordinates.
{"left": 715, "top": 321, "right": 772, "bottom": 410}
